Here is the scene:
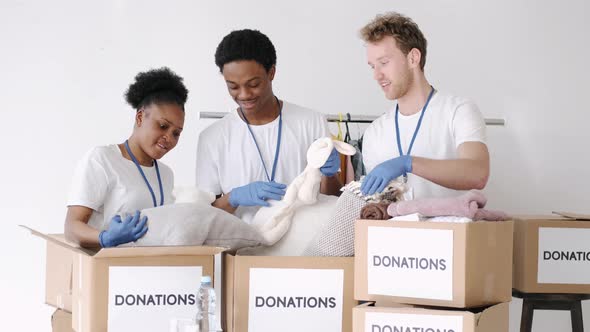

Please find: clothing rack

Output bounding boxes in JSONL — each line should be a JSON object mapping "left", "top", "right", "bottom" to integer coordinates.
{"left": 199, "top": 111, "right": 505, "bottom": 126}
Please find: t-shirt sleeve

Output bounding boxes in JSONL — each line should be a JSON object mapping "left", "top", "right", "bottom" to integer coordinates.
{"left": 195, "top": 131, "right": 222, "bottom": 195}
{"left": 66, "top": 148, "right": 109, "bottom": 210}
{"left": 451, "top": 101, "right": 487, "bottom": 147}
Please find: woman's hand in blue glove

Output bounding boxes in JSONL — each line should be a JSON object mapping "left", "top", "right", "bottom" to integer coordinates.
{"left": 99, "top": 210, "right": 148, "bottom": 247}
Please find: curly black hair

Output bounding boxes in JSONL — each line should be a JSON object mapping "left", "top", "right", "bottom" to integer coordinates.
{"left": 214, "top": 29, "right": 277, "bottom": 73}
{"left": 125, "top": 67, "right": 188, "bottom": 110}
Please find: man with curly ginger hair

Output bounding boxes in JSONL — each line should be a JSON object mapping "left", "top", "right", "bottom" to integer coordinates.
{"left": 359, "top": 12, "right": 490, "bottom": 199}
{"left": 196, "top": 29, "right": 342, "bottom": 219}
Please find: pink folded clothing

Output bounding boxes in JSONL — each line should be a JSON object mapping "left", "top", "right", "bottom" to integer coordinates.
{"left": 387, "top": 190, "right": 488, "bottom": 219}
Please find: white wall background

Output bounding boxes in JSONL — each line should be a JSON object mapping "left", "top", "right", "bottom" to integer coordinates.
{"left": 1, "top": 0, "right": 589, "bottom": 331}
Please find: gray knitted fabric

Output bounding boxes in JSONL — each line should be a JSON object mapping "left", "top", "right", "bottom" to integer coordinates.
{"left": 303, "top": 190, "right": 368, "bottom": 257}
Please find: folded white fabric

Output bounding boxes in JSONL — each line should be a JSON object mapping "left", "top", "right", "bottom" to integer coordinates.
{"left": 427, "top": 216, "right": 473, "bottom": 223}
{"left": 389, "top": 213, "right": 473, "bottom": 223}
{"left": 389, "top": 213, "right": 424, "bottom": 221}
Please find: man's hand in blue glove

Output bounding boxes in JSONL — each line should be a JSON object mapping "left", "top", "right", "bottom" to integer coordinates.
{"left": 320, "top": 148, "right": 340, "bottom": 177}
{"left": 229, "top": 181, "right": 287, "bottom": 207}
{"left": 99, "top": 210, "right": 148, "bottom": 247}
{"left": 361, "top": 155, "right": 413, "bottom": 195}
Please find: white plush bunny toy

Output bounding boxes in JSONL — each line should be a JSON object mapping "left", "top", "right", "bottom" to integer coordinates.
{"left": 251, "top": 137, "right": 357, "bottom": 244}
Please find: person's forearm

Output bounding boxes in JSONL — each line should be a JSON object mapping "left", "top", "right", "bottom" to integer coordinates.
{"left": 320, "top": 174, "right": 343, "bottom": 196}
{"left": 411, "top": 157, "right": 489, "bottom": 190}
{"left": 212, "top": 194, "right": 238, "bottom": 214}
{"left": 64, "top": 219, "right": 101, "bottom": 248}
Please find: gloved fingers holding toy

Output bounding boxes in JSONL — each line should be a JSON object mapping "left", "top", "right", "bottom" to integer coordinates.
{"left": 99, "top": 210, "right": 149, "bottom": 247}
{"left": 319, "top": 148, "right": 340, "bottom": 177}
{"left": 361, "top": 155, "right": 412, "bottom": 195}
{"left": 229, "top": 181, "right": 287, "bottom": 207}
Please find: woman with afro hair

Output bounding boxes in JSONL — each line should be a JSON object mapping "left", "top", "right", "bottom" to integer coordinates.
{"left": 65, "top": 67, "right": 188, "bottom": 248}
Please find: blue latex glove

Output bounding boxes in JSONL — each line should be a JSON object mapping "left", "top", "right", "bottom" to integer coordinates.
{"left": 229, "top": 181, "right": 287, "bottom": 207}
{"left": 99, "top": 210, "right": 148, "bottom": 248}
{"left": 361, "top": 155, "right": 413, "bottom": 195}
{"left": 320, "top": 148, "right": 340, "bottom": 177}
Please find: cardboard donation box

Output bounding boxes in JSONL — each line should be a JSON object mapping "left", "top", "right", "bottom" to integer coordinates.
{"left": 352, "top": 302, "right": 509, "bottom": 332}
{"left": 223, "top": 254, "right": 356, "bottom": 332}
{"left": 24, "top": 226, "right": 225, "bottom": 332}
{"left": 513, "top": 212, "right": 590, "bottom": 293}
{"left": 354, "top": 220, "right": 513, "bottom": 308}
{"left": 52, "top": 309, "right": 75, "bottom": 332}
{"left": 46, "top": 235, "right": 75, "bottom": 312}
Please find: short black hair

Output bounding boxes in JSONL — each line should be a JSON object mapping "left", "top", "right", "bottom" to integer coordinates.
{"left": 214, "top": 29, "right": 277, "bottom": 72}
{"left": 125, "top": 67, "right": 188, "bottom": 110}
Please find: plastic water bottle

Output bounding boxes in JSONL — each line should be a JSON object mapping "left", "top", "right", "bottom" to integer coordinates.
{"left": 196, "top": 275, "right": 216, "bottom": 332}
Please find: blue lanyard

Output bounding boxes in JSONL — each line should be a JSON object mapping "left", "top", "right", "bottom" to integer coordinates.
{"left": 395, "top": 86, "right": 436, "bottom": 156}
{"left": 124, "top": 140, "right": 164, "bottom": 207}
{"left": 239, "top": 96, "right": 283, "bottom": 182}
{"left": 395, "top": 86, "right": 436, "bottom": 176}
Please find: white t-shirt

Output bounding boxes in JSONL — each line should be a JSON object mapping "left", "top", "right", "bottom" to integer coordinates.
{"left": 67, "top": 144, "right": 175, "bottom": 231}
{"left": 196, "top": 101, "right": 328, "bottom": 220}
{"left": 362, "top": 92, "right": 487, "bottom": 199}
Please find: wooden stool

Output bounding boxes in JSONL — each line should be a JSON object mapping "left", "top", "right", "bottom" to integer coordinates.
{"left": 513, "top": 289, "right": 590, "bottom": 332}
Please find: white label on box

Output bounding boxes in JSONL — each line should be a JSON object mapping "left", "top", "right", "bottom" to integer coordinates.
{"left": 248, "top": 268, "right": 344, "bottom": 332}
{"left": 365, "top": 311, "right": 463, "bottom": 332}
{"left": 108, "top": 266, "right": 202, "bottom": 332}
{"left": 367, "top": 226, "right": 454, "bottom": 300}
{"left": 538, "top": 227, "right": 590, "bottom": 284}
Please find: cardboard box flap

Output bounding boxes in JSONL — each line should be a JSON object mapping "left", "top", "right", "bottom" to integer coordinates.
{"left": 94, "top": 245, "right": 226, "bottom": 258}
{"left": 366, "top": 301, "right": 475, "bottom": 316}
{"left": 21, "top": 225, "right": 94, "bottom": 256}
{"left": 473, "top": 302, "right": 509, "bottom": 331}
{"left": 22, "top": 225, "right": 226, "bottom": 257}
{"left": 552, "top": 211, "right": 590, "bottom": 221}
{"left": 374, "top": 300, "right": 415, "bottom": 309}
{"left": 513, "top": 215, "right": 559, "bottom": 220}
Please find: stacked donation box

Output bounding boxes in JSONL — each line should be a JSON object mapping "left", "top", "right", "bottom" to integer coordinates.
{"left": 512, "top": 213, "right": 590, "bottom": 331}
{"left": 352, "top": 218, "right": 514, "bottom": 332}
{"left": 513, "top": 212, "right": 590, "bottom": 294}
{"left": 222, "top": 254, "right": 356, "bottom": 332}
{"left": 23, "top": 226, "right": 224, "bottom": 332}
